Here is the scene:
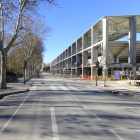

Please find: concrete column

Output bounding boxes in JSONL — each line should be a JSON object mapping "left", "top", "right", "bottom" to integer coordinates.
{"left": 91, "top": 27, "right": 94, "bottom": 46}
{"left": 91, "top": 67, "right": 96, "bottom": 80}
{"left": 76, "top": 41, "right": 78, "bottom": 53}
{"left": 91, "top": 47, "right": 98, "bottom": 80}
{"left": 91, "top": 26, "right": 98, "bottom": 44}
{"left": 71, "top": 45, "right": 73, "bottom": 55}
{"left": 82, "top": 35, "right": 84, "bottom": 50}
{"left": 111, "top": 57, "right": 115, "bottom": 63}
{"left": 116, "top": 57, "right": 119, "bottom": 63}
{"left": 65, "top": 50, "right": 66, "bottom": 58}
{"left": 84, "top": 35, "right": 88, "bottom": 49}
{"left": 83, "top": 51, "right": 88, "bottom": 66}
{"left": 128, "top": 16, "right": 136, "bottom": 64}
{"left": 71, "top": 57, "right": 73, "bottom": 67}
{"left": 102, "top": 18, "right": 108, "bottom": 85}
{"left": 102, "top": 17, "right": 109, "bottom": 68}
{"left": 59, "top": 63, "right": 61, "bottom": 74}
{"left": 91, "top": 47, "right": 98, "bottom": 65}
{"left": 82, "top": 52, "right": 84, "bottom": 79}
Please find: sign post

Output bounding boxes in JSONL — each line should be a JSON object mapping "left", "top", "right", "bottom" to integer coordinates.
{"left": 95, "top": 60, "right": 99, "bottom": 86}
{"left": 103, "top": 68, "right": 106, "bottom": 86}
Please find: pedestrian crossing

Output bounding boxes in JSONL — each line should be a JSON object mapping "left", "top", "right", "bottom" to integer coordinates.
{"left": 29, "top": 85, "right": 104, "bottom": 93}
{"left": 29, "top": 85, "right": 80, "bottom": 91}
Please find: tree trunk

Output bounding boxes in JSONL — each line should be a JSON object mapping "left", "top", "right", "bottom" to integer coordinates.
{"left": 0, "top": 50, "right": 7, "bottom": 89}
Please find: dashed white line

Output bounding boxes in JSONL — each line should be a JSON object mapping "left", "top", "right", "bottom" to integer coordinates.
{"left": 110, "top": 129, "right": 125, "bottom": 140}
{"left": 50, "top": 107, "right": 59, "bottom": 140}
{"left": 0, "top": 91, "right": 31, "bottom": 135}
{"left": 82, "top": 105, "right": 87, "bottom": 108}
{"left": 69, "top": 92, "right": 79, "bottom": 101}
{"left": 92, "top": 113, "right": 101, "bottom": 120}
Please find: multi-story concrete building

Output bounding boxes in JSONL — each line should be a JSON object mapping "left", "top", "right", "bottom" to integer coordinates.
{"left": 50, "top": 15, "right": 140, "bottom": 80}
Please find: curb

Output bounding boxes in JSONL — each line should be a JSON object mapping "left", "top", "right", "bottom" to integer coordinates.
{"left": 0, "top": 89, "right": 29, "bottom": 100}
{"left": 89, "top": 85, "right": 140, "bottom": 99}
{"left": 104, "top": 90, "right": 140, "bottom": 99}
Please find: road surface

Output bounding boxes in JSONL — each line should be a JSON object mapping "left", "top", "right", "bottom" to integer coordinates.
{"left": 0, "top": 73, "right": 140, "bottom": 140}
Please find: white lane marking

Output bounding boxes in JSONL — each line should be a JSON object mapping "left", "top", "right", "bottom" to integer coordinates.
{"left": 59, "top": 86, "right": 69, "bottom": 91}
{"left": 115, "top": 127, "right": 140, "bottom": 132}
{"left": 68, "top": 86, "right": 81, "bottom": 91}
{"left": 50, "top": 86, "right": 57, "bottom": 90}
{"left": 69, "top": 92, "right": 79, "bottom": 101}
{"left": 92, "top": 113, "right": 101, "bottom": 120}
{"left": 50, "top": 107, "right": 59, "bottom": 140}
{"left": 110, "top": 129, "right": 125, "bottom": 140}
{"left": 83, "top": 105, "right": 87, "bottom": 108}
{"left": 29, "top": 86, "right": 37, "bottom": 91}
{"left": 0, "top": 91, "right": 31, "bottom": 135}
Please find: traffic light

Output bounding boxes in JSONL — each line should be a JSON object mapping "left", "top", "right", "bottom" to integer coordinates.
{"left": 24, "top": 61, "right": 27, "bottom": 69}
{"left": 96, "top": 60, "right": 99, "bottom": 69}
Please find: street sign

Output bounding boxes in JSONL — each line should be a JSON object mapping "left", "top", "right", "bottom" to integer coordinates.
{"left": 114, "top": 71, "right": 120, "bottom": 79}
{"left": 122, "top": 71, "right": 125, "bottom": 75}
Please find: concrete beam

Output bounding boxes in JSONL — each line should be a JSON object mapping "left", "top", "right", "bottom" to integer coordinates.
{"left": 108, "top": 49, "right": 113, "bottom": 57}
{"left": 116, "top": 43, "right": 129, "bottom": 58}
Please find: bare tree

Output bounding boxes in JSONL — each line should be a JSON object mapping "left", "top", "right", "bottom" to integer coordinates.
{"left": 6, "top": 33, "right": 44, "bottom": 76}
{"left": 0, "top": 0, "right": 58, "bottom": 89}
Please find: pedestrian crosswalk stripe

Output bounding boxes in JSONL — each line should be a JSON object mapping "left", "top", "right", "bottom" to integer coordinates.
{"left": 50, "top": 86, "right": 58, "bottom": 90}
{"left": 68, "top": 86, "right": 81, "bottom": 91}
{"left": 59, "top": 86, "right": 70, "bottom": 91}
{"left": 29, "top": 86, "right": 37, "bottom": 91}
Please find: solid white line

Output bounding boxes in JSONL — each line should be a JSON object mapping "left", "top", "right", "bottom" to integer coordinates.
{"left": 69, "top": 92, "right": 79, "bottom": 101}
{"left": 50, "top": 107, "right": 59, "bottom": 140}
{"left": 59, "top": 86, "right": 69, "bottom": 91}
{"left": 83, "top": 105, "right": 87, "bottom": 108}
{"left": 92, "top": 113, "right": 101, "bottom": 120}
{"left": 110, "top": 129, "right": 125, "bottom": 140}
{"left": 50, "top": 86, "right": 57, "bottom": 90}
{"left": 0, "top": 91, "right": 31, "bottom": 135}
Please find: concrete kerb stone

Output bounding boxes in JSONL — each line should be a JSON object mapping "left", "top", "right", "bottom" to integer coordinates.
{"left": 0, "top": 77, "right": 32, "bottom": 100}
{"left": 0, "top": 89, "right": 29, "bottom": 100}
{"left": 89, "top": 84, "right": 140, "bottom": 99}
{"left": 105, "top": 89, "right": 140, "bottom": 99}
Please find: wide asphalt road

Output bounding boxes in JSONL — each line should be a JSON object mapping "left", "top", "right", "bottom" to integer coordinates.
{"left": 0, "top": 73, "right": 140, "bottom": 140}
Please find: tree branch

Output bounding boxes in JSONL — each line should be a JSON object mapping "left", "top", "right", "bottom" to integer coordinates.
{"left": 0, "top": 0, "right": 4, "bottom": 48}
{"left": 5, "top": 0, "right": 28, "bottom": 53}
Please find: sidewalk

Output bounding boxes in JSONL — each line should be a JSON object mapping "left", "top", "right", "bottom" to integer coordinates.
{"left": 65, "top": 76, "right": 140, "bottom": 99}
{"left": 88, "top": 80, "right": 140, "bottom": 99}
{"left": 0, "top": 77, "right": 32, "bottom": 100}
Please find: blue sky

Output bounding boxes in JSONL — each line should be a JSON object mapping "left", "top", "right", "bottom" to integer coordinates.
{"left": 39, "top": 0, "right": 140, "bottom": 64}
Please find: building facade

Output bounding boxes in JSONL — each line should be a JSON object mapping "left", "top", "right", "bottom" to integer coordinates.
{"left": 50, "top": 15, "right": 140, "bottom": 80}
